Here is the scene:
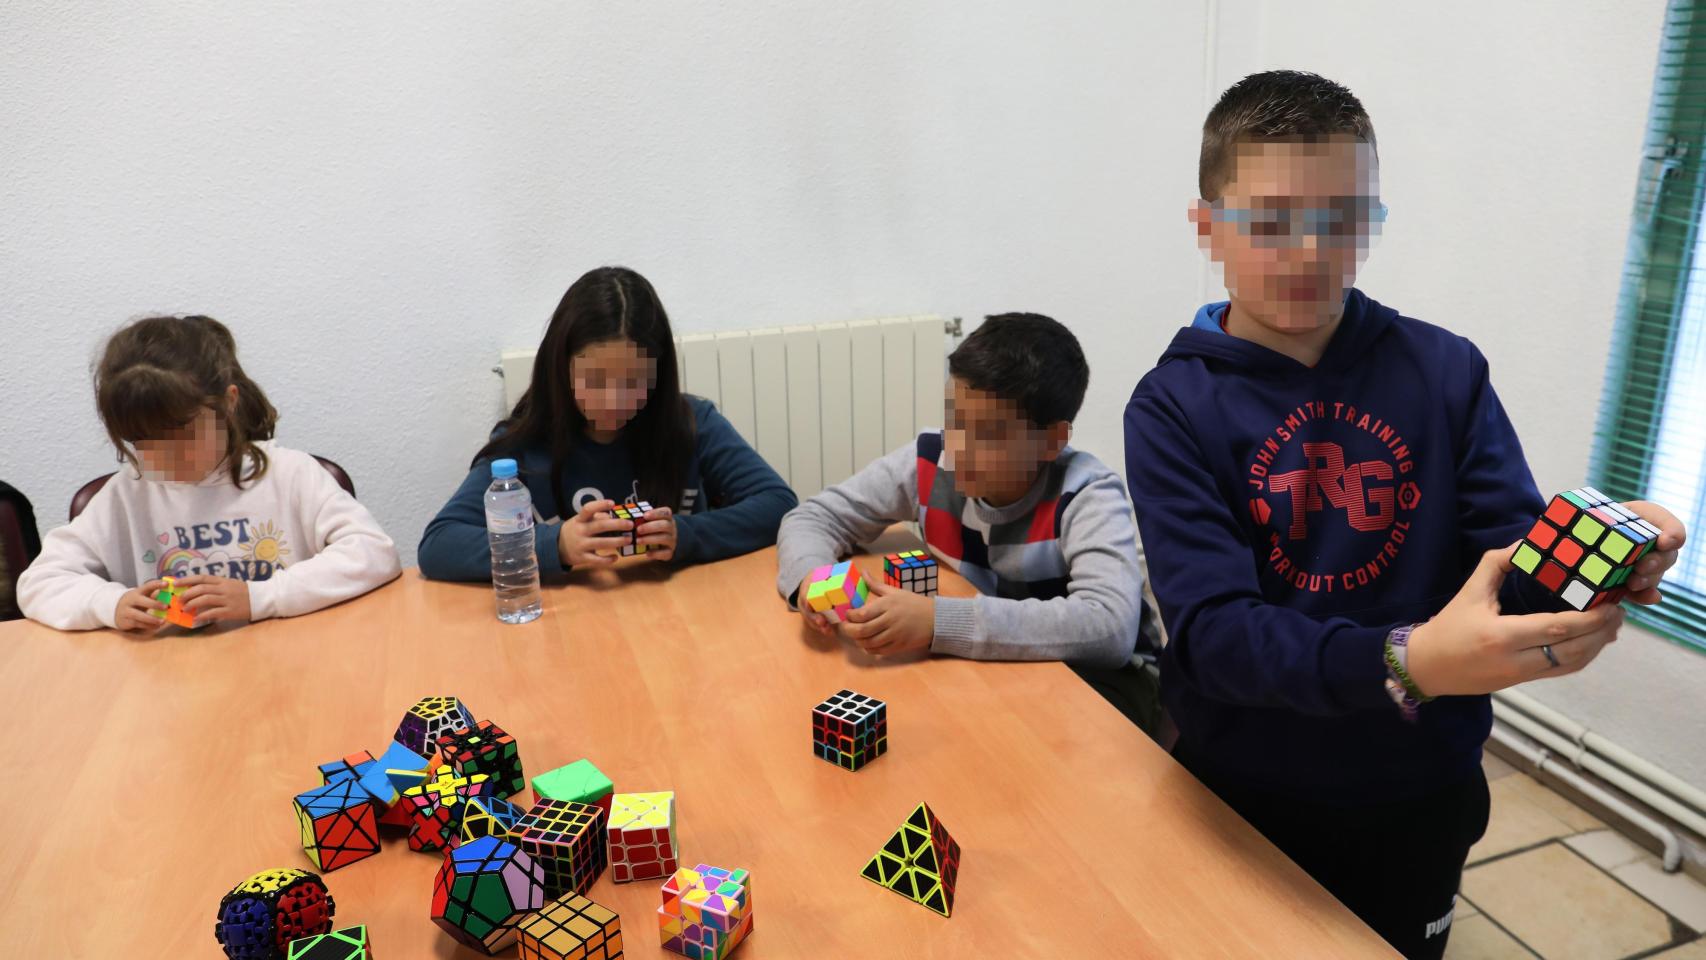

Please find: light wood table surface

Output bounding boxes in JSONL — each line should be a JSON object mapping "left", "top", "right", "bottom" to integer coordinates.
{"left": 0, "top": 544, "right": 1395, "bottom": 957}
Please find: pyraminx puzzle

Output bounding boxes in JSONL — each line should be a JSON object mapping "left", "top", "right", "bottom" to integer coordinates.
{"left": 811, "top": 689, "right": 887, "bottom": 771}
{"left": 1513, "top": 487, "right": 1661, "bottom": 611}
{"left": 658, "top": 863, "right": 752, "bottom": 959}
{"left": 862, "top": 801, "right": 960, "bottom": 917}
{"left": 394, "top": 696, "right": 476, "bottom": 757}
{"left": 608, "top": 791, "right": 679, "bottom": 883}
{"left": 882, "top": 550, "right": 938, "bottom": 596}
{"left": 214, "top": 867, "right": 335, "bottom": 960}
{"left": 517, "top": 892, "right": 624, "bottom": 960}
{"left": 803, "top": 561, "right": 867, "bottom": 623}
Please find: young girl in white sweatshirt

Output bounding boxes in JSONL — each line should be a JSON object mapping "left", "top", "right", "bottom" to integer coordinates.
{"left": 18, "top": 315, "right": 401, "bottom": 632}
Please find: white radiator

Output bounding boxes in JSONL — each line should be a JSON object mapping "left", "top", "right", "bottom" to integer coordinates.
{"left": 498, "top": 315, "right": 949, "bottom": 497}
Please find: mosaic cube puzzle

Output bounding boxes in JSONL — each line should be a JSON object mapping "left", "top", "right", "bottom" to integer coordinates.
{"left": 151, "top": 574, "right": 196, "bottom": 628}
{"left": 516, "top": 799, "right": 609, "bottom": 899}
{"left": 658, "top": 864, "right": 752, "bottom": 960}
{"left": 394, "top": 696, "right": 476, "bottom": 757}
{"left": 861, "top": 801, "right": 960, "bottom": 917}
{"left": 403, "top": 767, "right": 495, "bottom": 852}
{"left": 1512, "top": 487, "right": 1661, "bottom": 611}
{"left": 517, "top": 892, "right": 625, "bottom": 960}
{"left": 803, "top": 561, "right": 868, "bottom": 624}
{"left": 532, "top": 759, "right": 614, "bottom": 816}
{"left": 811, "top": 689, "right": 887, "bottom": 771}
{"left": 293, "top": 779, "right": 381, "bottom": 872}
{"left": 431, "top": 835, "right": 547, "bottom": 954}
{"left": 286, "top": 925, "right": 371, "bottom": 960}
{"left": 608, "top": 791, "right": 678, "bottom": 883}
{"left": 461, "top": 794, "right": 526, "bottom": 846}
{"left": 438, "top": 719, "right": 525, "bottom": 798}
{"left": 214, "top": 867, "right": 335, "bottom": 960}
{"left": 882, "top": 550, "right": 938, "bottom": 596}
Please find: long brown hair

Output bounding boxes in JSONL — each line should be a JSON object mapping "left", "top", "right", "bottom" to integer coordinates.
{"left": 476, "top": 266, "right": 693, "bottom": 512}
{"left": 95, "top": 315, "right": 278, "bottom": 487}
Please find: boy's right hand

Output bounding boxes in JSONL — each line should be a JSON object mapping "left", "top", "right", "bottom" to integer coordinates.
{"left": 557, "top": 499, "right": 634, "bottom": 569}
{"left": 1406, "top": 544, "right": 1625, "bottom": 697}
{"left": 113, "top": 580, "right": 169, "bottom": 634}
{"left": 797, "top": 574, "right": 835, "bottom": 636}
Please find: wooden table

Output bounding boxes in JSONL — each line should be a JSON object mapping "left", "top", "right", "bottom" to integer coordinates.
{"left": 0, "top": 545, "right": 1395, "bottom": 958}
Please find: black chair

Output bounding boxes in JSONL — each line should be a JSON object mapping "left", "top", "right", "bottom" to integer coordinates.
{"left": 0, "top": 481, "right": 42, "bottom": 621}
{"left": 69, "top": 455, "right": 358, "bottom": 522}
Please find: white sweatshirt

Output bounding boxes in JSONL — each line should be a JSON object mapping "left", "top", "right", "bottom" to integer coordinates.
{"left": 17, "top": 442, "right": 401, "bottom": 630}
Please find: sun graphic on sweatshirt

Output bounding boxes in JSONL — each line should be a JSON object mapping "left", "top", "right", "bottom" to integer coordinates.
{"left": 241, "top": 521, "right": 291, "bottom": 566}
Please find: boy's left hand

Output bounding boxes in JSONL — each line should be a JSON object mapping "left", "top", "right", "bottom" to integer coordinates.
{"left": 635, "top": 506, "right": 677, "bottom": 562}
{"left": 841, "top": 581, "right": 934, "bottom": 656}
{"left": 1623, "top": 501, "right": 1688, "bottom": 604}
{"left": 173, "top": 575, "right": 254, "bottom": 625}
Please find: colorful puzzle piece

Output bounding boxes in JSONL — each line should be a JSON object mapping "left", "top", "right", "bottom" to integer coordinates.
{"left": 658, "top": 863, "right": 752, "bottom": 959}
{"left": 370, "top": 740, "right": 431, "bottom": 829}
{"left": 438, "top": 719, "right": 525, "bottom": 799}
{"left": 293, "top": 779, "right": 381, "bottom": 872}
{"left": 811, "top": 689, "right": 887, "bottom": 771}
{"left": 316, "top": 751, "right": 376, "bottom": 786}
{"left": 517, "top": 892, "right": 625, "bottom": 960}
{"left": 516, "top": 799, "right": 610, "bottom": 899}
{"left": 394, "top": 696, "right": 476, "bottom": 757}
{"left": 151, "top": 575, "right": 196, "bottom": 628}
{"left": 803, "top": 561, "right": 868, "bottom": 624}
{"left": 286, "top": 925, "right": 371, "bottom": 960}
{"left": 431, "top": 835, "right": 547, "bottom": 954}
{"left": 608, "top": 791, "right": 679, "bottom": 883}
{"left": 214, "top": 867, "right": 335, "bottom": 960}
{"left": 460, "top": 794, "right": 526, "bottom": 846}
{"left": 1512, "top": 487, "right": 1661, "bottom": 611}
{"left": 532, "top": 759, "right": 614, "bottom": 816}
{"left": 862, "top": 802, "right": 960, "bottom": 917}
{"left": 882, "top": 550, "right": 938, "bottom": 596}
{"left": 402, "top": 767, "right": 495, "bottom": 852}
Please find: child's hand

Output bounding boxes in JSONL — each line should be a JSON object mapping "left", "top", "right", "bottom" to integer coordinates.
{"left": 796, "top": 574, "right": 836, "bottom": 636}
{"left": 174, "top": 575, "right": 253, "bottom": 625}
{"left": 557, "top": 499, "right": 631, "bottom": 568}
{"left": 635, "top": 506, "right": 677, "bottom": 562}
{"left": 1407, "top": 544, "right": 1624, "bottom": 697}
{"left": 113, "top": 579, "right": 170, "bottom": 634}
{"left": 1620, "top": 500, "right": 1687, "bottom": 604}
{"left": 841, "top": 581, "right": 935, "bottom": 656}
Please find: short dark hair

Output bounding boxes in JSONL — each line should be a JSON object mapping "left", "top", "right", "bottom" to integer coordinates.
{"left": 1199, "top": 70, "right": 1376, "bottom": 201}
{"left": 948, "top": 313, "right": 1088, "bottom": 427}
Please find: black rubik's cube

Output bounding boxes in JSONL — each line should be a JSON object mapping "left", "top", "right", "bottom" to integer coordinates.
{"left": 812, "top": 689, "right": 887, "bottom": 771}
{"left": 437, "top": 719, "right": 526, "bottom": 799}
{"left": 882, "top": 550, "right": 938, "bottom": 596}
{"left": 516, "top": 799, "right": 610, "bottom": 899}
{"left": 286, "top": 925, "right": 371, "bottom": 960}
{"left": 601, "top": 498, "right": 653, "bottom": 557}
{"left": 1513, "top": 487, "right": 1660, "bottom": 611}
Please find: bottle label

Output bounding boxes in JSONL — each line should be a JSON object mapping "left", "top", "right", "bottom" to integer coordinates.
{"left": 488, "top": 508, "right": 534, "bottom": 536}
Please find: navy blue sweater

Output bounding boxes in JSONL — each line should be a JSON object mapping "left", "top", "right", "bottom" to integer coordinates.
{"left": 1124, "top": 289, "right": 1555, "bottom": 804}
{"left": 418, "top": 396, "right": 796, "bottom": 581}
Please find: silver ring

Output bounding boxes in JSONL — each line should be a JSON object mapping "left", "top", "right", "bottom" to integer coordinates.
{"left": 1541, "top": 644, "right": 1560, "bottom": 668}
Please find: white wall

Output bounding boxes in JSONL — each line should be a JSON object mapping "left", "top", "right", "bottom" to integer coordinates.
{"left": 4, "top": 2, "right": 1702, "bottom": 783}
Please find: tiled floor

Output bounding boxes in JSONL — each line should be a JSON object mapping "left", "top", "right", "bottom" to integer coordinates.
{"left": 1444, "top": 752, "right": 1706, "bottom": 959}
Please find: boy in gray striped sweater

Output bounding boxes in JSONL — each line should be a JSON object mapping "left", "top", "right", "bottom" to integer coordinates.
{"left": 776, "top": 314, "right": 1158, "bottom": 696}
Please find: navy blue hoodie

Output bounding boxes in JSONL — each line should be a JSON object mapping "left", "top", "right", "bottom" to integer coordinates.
{"left": 1124, "top": 289, "right": 1556, "bottom": 804}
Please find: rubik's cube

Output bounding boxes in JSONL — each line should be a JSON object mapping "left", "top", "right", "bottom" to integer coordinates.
{"left": 517, "top": 892, "right": 625, "bottom": 960}
{"left": 403, "top": 767, "right": 495, "bottom": 852}
{"left": 286, "top": 926, "right": 371, "bottom": 960}
{"left": 516, "top": 799, "right": 610, "bottom": 899}
{"left": 811, "top": 689, "right": 888, "bottom": 771}
{"left": 214, "top": 867, "right": 335, "bottom": 960}
{"left": 394, "top": 696, "right": 476, "bottom": 757}
{"left": 862, "top": 801, "right": 960, "bottom": 917}
{"left": 608, "top": 791, "right": 679, "bottom": 883}
{"left": 803, "top": 561, "right": 868, "bottom": 624}
{"left": 460, "top": 794, "right": 526, "bottom": 846}
{"left": 431, "top": 835, "right": 547, "bottom": 954}
{"left": 151, "top": 575, "right": 196, "bottom": 628}
{"left": 882, "top": 550, "right": 938, "bottom": 596}
{"left": 532, "top": 758, "right": 614, "bottom": 816}
{"left": 293, "top": 779, "right": 381, "bottom": 872}
{"left": 1513, "top": 488, "right": 1661, "bottom": 611}
{"left": 611, "top": 499, "right": 653, "bottom": 557}
{"left": 371, "top": 740, "right": 431, "bottom": 829}
{"left": 659, "top": 864, "right": 753, "bottom": 960}
{"left": 437, "top": 719, "right": 525, "bottom": 798}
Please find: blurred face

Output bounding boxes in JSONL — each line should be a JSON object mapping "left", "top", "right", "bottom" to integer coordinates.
{"left": 572, "top": 337, "right": 657, "bottom": 438}
{"left": 134, "top": 397, "right": 230, "bottom": 482}
{"left": 943, "top": 377, "right": 1065, "bottom": 504}
{"left": 1192, "top": 137, "right": 1382, "bottom": 333}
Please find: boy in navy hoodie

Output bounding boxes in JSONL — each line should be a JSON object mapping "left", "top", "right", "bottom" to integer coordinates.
{"left": 1124, "top": 71, "right": 1687, "bottom": 959}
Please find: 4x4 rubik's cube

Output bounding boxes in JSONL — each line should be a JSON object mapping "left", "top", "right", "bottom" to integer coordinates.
{"left": 882, "top": 550, "right": 938, "bottom": 596}
{"left": 1513, "top": 487, "right": 1661, "bottom": 611}
{"left": 804, "top": 561, "right": 868, "bottom": 624}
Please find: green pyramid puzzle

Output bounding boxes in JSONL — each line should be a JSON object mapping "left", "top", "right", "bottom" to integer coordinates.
{"left": 860, "top": 801, "right": 961, "bottom": 917}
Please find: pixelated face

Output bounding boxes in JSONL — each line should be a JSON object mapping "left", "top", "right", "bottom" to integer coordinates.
{"left": 944, "top": 377, "right": 1055, "bottom": 501}
{"left": 571, "top": 338, "right": 657, "bottom": 437}
{"left": 1193, "top": 137, "right": 1382, "bottom": 333}
{"left": 133, "top": 402, "right": 228, "bottom": 482}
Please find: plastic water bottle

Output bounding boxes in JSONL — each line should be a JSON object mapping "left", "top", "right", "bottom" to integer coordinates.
{"left": 484, "top": 458, "right": 542, "bottom": 624}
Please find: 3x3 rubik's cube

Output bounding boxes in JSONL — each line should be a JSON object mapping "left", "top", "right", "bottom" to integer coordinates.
{"left": 882, "top": 550, "right": 938, "bottom": 596}
{"left": 600, "top": 497, "right": 654, "bottom": 557}
{"left": 812, "top": 689, "right": 887, "bottom": 771}
{"left": 150, "top": 575, "right": 196, "bottom": 628}
{"left": 1514, "top": 488, "right": 1661, "bottom": 611}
